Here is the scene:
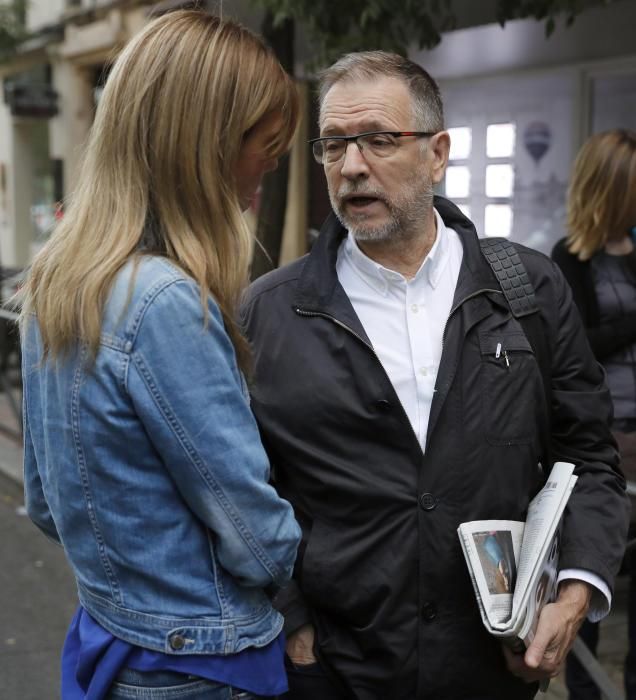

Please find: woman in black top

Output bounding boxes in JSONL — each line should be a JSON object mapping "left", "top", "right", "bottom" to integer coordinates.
{"left": 552, "top": 128, "right": 636, "bottom": 700}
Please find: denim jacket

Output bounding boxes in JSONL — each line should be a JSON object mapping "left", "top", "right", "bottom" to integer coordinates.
{"left": 23, "top": 256, "right": 300, "bottom": 655}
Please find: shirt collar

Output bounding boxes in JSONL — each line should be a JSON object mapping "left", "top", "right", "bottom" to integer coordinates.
{"left": 343, "top": 208, "right": 449, "bottom": 294}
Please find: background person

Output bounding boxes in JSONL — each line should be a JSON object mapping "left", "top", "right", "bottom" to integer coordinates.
{"left": 19, "top": 11, "right": 301, "bottom": 700}
{"left": 552, "top": 128, "right": 636, "bottom": 700}
{"left": 241, "top": 52, "right": 630, "bottom": 700}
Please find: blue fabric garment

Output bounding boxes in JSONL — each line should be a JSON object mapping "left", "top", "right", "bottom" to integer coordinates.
{"left": 23, "top": 255, "right": 300, "bottom": 653}
{"left": 62, "top": 607, "right": 287, "bottom": 699}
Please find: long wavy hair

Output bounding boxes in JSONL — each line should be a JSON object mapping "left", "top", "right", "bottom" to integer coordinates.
{"left": 19, "top": 10, "right": 299, "bottom": 372}
{"left": 566, "top": 129, "right": 636, "bottom": 261}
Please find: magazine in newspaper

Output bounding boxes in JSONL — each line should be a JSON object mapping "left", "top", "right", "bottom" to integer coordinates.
{"left": 457, "top": 461, "right": 577, "bottom": 646}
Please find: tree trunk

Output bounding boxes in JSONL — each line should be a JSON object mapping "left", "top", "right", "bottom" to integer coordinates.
{"left": 250, "top": 12, "right": 295, "bottom": 281}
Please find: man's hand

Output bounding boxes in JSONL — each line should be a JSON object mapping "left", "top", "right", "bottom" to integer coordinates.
{"left": 503, "top": 580, "right": 592, "bottom": 682}
{"left": 286, "top": 623, "right": 317, "bottom": 666}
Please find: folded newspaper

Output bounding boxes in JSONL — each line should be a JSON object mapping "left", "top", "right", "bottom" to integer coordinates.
{"left": 457, "top": 461, "right": 577, "bottom": 646}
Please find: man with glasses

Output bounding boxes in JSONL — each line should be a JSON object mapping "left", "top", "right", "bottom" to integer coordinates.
{"left": 241, "top": 51, "right": 629, "bottom": 700}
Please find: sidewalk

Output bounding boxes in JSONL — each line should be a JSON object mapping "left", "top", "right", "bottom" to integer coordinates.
{"left": 0, "top": 467, "right": 77, "bottom": 699}
{"left": 0, "top": 389, "right": 22, "bottom": 484}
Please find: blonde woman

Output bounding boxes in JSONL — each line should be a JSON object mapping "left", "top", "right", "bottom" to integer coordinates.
{"left": 552, "top": 128, "right": 636, "bottom": 700}
{"left": 20, "top": 11, "right": 301, "bottom": 700}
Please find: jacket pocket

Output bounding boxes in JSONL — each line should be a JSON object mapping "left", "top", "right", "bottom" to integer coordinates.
{"left": 478, "top": 331, "right": 542, "bottom": 445}
{"left": 298, "top": 517, "right": 405, "bottom": 629}
{"left": 299, "top": 519, "right": 333, "bottom": 605}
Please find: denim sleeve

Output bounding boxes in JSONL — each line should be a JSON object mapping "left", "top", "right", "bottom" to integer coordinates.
{"left": 22, "top": 395, "right": 61, "bottom": 544}
{"left": 126, "top": 279, "right": 300, "bottom": 589}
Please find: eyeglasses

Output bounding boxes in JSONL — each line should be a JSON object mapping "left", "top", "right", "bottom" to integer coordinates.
{"left": 309, "top": 130, "right": 437, "bottom": 165}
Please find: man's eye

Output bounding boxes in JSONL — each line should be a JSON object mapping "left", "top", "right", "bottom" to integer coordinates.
{"left": 369, "top": 135, "right": 394, "bottom": 147}
{"left": 324, "top": 140, "right": 343, "bottom": 152}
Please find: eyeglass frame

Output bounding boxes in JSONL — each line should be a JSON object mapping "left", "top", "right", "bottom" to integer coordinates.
{"left": 308, "top": 130, "right": 438, "bottom": 165}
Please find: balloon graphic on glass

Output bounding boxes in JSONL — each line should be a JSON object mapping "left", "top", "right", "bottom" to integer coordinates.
{"left": 524, "top": 121, "right": 552, "bottom": 164}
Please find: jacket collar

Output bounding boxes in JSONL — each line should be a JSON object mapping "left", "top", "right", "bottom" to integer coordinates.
{"left": 294, "top": 195, "right": 503, "bottom": 319}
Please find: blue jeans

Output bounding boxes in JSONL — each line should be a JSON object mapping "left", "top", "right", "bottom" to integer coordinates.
{"left": 106, "top": 668, "right": 269, "bottom": 699}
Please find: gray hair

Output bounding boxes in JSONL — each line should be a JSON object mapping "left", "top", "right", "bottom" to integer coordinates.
{"left": 318, "top": 51, "right": 444, "bottom": 132}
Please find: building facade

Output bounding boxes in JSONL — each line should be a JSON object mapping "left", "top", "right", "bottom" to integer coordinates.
{"left": 415, "top": 0, "right": 636, "bottom": 254}
{"left": 0, "top": 0, "right": 308, "bottom": 269}
{"left": 1, "top": 0, "right": 635, "bottom": 269}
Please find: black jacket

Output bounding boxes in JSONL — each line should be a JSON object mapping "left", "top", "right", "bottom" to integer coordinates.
{"left": 551, "top": 238, "right": 636, "bottom": 360}
{"left": 241, "top": 197, "right": 629, "bottom": 700}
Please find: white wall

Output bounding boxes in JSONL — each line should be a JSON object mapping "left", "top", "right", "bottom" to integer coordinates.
{"left": 413, "top": 0, "right": 636, "bottom": 81}
{"left": 27, "top": 0, "right": 65, "bottom": 34}
{"left": 0, "top": 93, "right": 14, "bottom": 265}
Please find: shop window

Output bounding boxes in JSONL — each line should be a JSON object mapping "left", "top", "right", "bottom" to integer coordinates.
{"left": 485, "top": 204, "right": 513, "bottom": 238}
{"left": 444, "top": 127, "right": 472, "bottom": 214}
{"left": 442, "top": 122, "right": 516, "bottom": 237}
{"left": 448, "top": 127, "right": 472, "bottom": 160}
{"left": 486, "top": 164, "right": 514, "bottom": 198}
{"left": 445, "top": 165, "right": 471, "bottom": 199}
{"left": 487, "top": 123, "right": 516, "bottom": 158}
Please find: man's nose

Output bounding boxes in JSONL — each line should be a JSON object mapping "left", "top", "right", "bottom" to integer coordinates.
{"left": 339, "top": 141, "right": 369, "bottom": 180}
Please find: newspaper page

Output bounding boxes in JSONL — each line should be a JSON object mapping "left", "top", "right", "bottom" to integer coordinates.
{"left": 457, "top": 520, "right": 524, "bottom": 625}
{"left": 515, "top": 525, "right": 562, "bottom": 643}
{"left": 457, "top": 462, "right": 576, "bottom": 636}
{"left": 508, "top": 462, "right": 577, "bottom": 636}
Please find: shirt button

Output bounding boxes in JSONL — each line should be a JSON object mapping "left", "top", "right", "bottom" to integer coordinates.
{"left": 419, "top": 493, "right": 437, "bottom": 511}
{"left": 169, "top": 633, "right": 186, "bottom": 650}
{"left": 419, "top": 367, "right": 428, "bottom": 377}
{"left": 411, "top": 304, "right": 419, "bottom": 313}
{"left": 421, "top": 601, "right": 437, "bottom": 621}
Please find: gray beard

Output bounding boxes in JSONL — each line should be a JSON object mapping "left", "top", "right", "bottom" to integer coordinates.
{"left": 329, "top": 179, "right": 434, "bottom": 243}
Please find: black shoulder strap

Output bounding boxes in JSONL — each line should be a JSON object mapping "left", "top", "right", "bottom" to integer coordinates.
{"left": 478, "top": 238, "right": 538, "bottom": 317}
{"left": 479, "top": 238, "right": 553, "bottom": 471}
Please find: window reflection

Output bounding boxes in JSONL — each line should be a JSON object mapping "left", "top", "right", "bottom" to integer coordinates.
{"left": 485, "top": 204, "right": 513, "bottom": 238}
{"left": 487, "top": 123, "right": 516, "bottom": 158}
{"left": 445, "top": 165, "right": 471, "bottom": 199}
{"left": 486, "top": 164, "right": 514, "bottom": 198}
{"left": 448, "top": 127, "right": 472, "bottom": 160}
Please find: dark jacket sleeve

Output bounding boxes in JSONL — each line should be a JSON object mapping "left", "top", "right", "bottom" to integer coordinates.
{"left": 551, "top": 239, "right": 636, "bottom": 360}
{"left": 272, "top": 579, "right": 313, "bottom": 636}
{"left": 544, "top": 258, "right": 630, "bottom": 588}
{"left": 240, "top": 290, "right": 313, "bottom": 637}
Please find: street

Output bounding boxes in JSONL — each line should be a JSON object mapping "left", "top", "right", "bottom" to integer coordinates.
{"left": 0, "top": 469, "right": 77, "bottom": 699}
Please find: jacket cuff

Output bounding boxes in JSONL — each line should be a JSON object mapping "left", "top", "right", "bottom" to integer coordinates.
{"left": 272, "top": 580, "right": 312, "bottom": 636}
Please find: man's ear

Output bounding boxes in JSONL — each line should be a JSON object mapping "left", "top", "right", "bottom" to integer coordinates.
{"left": 429, "top": 131, "right": 450, "bottom": 185}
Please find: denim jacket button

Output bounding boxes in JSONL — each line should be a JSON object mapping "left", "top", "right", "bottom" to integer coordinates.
{"left": 169, "top": 633, "right": 186, "bottom": 650}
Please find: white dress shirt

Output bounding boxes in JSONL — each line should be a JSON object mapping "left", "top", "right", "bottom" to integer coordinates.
{"left": 336, "top": 208, "right": 461, "bottom": 449}
{"left": 335, "top": 207, "right": 610, "bottom": 619}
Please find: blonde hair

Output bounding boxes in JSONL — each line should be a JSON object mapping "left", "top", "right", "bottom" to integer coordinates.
{"left": 20, "top": 10, "right": 299, "bottom": 372}
{"left": 566, "top": 129, "right": 636, "bottom": 261}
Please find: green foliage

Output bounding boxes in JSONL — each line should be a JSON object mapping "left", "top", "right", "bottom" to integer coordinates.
{"left": 253, "top": 0, "right": 596, "bottom": 68}
{"left": 0, "top": 0, "right": 28, "bottom": 63}
{"left": 494, "top": 0, "right": 589, "bottom": 36}
{"left": 254, "top": 0, "right": 457, "bottom": 68}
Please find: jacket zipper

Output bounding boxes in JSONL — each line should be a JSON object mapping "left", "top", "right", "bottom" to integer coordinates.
{"left": 441, "top": 288, "right": 502, "bottom": 349}
{"left": 296, "top": 286, "right": 502, "bottom": 455}
{"left": 294, "top": 307, "right": 424, "bottom": 457}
